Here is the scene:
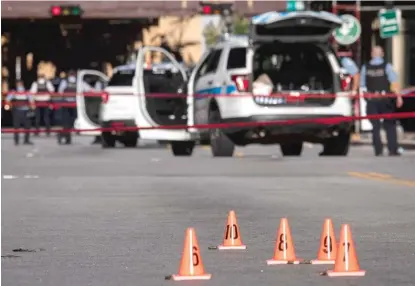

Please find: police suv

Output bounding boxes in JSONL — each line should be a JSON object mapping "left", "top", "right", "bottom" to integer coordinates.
{"left": 76, "top": 10, "right": 353, "bottom": 155}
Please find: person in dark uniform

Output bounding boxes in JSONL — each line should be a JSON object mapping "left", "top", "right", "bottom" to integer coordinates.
{"left": 30, "top": 74, "right": 55, "bottom": 136}
{"left": 56, "top": 70, "right": 82, "bottom": 144}
{"left": 360, "top": 46, "right": 404, "bottom": 156}
{"left": 5, "top": 80, "right": 35, "bottom": 145}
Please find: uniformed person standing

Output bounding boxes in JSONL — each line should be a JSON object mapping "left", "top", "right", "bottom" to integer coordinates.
{"left": 30, "top": 74, "right": 55, "bottom": 136}
{"left": 5, "top": 80, "right": 35, "bottom": 145}
{"left": 340, "top": 56, "right": 360, "bottom": 93}
{"left": 56, "top": 70, "right": 78, "bottom": 144}
{"left": 360, "top": 46, "right": 404, "bottom": 156}
{"left": 90, "top": 79, "right": 106, "bottom": 145}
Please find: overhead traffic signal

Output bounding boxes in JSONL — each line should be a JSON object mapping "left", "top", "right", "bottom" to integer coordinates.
{"left": 50, "top": 5, "right": 83, "bottom": 17}
{"left": 199, "top": 2, "right": 233, "bottom": 16}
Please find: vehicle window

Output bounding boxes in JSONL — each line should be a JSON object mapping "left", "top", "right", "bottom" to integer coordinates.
{"left": 195, "top": 49, "right": 222, "bottom": 79}
{"left": 227, "top": 48, "right": 247, "bottom": 69}
{"left": 108, "top": 69, "right": 135, "bottom": 86}
{"left": 195, "top": 52, "right": 214, "bottom": 79}
{"left": 204, "top": 49, "right": 222, "bottom": 74}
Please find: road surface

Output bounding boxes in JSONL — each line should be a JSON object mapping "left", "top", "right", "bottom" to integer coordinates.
{"left": 2, "top": 135, "right": 415, "bottom": 286}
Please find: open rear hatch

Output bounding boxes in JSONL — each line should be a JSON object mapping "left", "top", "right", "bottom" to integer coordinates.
{"left": 250, "top": 11, "right": 343, "bottom": 43}
{"left": 250, "top": 11, "right": 344, "bottom": 107}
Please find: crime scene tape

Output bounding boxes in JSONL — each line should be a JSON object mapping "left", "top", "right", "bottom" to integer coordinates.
{"left": 2, "top": 91, "right": 415, "bottom": 99}
{"left": 2, "top": 102, "right": 76, "bottom": 108}
{"left": 2, "top": 112, "right": 415, "bottom": 134}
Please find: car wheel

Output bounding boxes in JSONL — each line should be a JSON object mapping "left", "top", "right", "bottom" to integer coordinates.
{"left": 171, "top": 141, "right": 195, "bottom": 156}
{"left": 280, "top": 142, "right": 303, "bottom": 156}
{"left": 209, "top": 109, "right": 235, "bottom": 157}
{"left": 320, "top": 131, "right": 351, "bottom": 156}
{"left": 101, "top": 132, "right": 116, "bottom": 148}
{"left": 121, "top": 132, "right": 138, "bottom": 148}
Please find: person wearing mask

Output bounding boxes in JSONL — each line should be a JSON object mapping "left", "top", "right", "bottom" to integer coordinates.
{"left": 360, "top": 46, "right": 403, "bottom": 156}
{"left": 30, "top": 74, "right": 55, "bottom": 136}
{"left": 56, "top": 70, "right": 79, "bottom": 144}
{"left": 5, "top": 80, "right": 35, "bottom": 145}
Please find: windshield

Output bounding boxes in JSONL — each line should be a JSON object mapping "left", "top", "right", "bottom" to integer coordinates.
{"left": 108, "top": 69, "right": 135, "bottom": 86}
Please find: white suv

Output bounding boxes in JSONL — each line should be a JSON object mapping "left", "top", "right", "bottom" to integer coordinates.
{"left": 75, "top": 11, "right": 353, "bottom": 156}
{"left": 192, "top": 10, "right": 354, "bottom": 157}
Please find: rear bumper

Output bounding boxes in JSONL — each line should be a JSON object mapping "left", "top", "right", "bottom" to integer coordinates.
{"left": 101, "top": 120, "right": 137, "bottom": 135}
{"left": 221, "top": 114, "right": 353, "bottom": 142}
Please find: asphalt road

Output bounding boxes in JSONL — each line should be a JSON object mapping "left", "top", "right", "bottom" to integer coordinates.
{"left": 2, "top": 135, "right": 415, "bottom": 286}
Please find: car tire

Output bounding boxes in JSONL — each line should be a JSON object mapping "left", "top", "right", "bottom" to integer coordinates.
{"left": 121, "top": 132, "right": 138, "bottom": 148}
{"left": 101, "top": 132, "right": 116, "bottom": 148}
{"left": 171, "top": 141, "right": 195, "bottom": 156}
{"left": 209, "top": 109, "right": 235, "bottom": 157}
{"left": 280, "top": 142, "right": 303, "bottom": 156}
{"left": 320, "top": 131, "right": 351, "bottom": 156}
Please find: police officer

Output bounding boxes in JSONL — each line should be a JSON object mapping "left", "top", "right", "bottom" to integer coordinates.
{"left": 90, "top": 77, "right": 106, "bottom": 145}
{"left": 56, "top": 70, "right": 78, "bottom": 144}
{"left": 340, "top": 56, "right": 360, "bottom": 93}
{"left": 30, "top": 74, "right": 55, "bottom": 136}
{"left": 360, "top": 46, "right": 404, "bottom": 156}
{"left": 5, "top": 80, "right": 35, "bottom": 145}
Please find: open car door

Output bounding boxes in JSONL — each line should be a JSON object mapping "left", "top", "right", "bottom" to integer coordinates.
{"left": 135, "top": 46, "right": 194, "bottom": 141}
{"left": 75, "top": 70, "right": 109, "bottom": 135}
{"left": 250, "top": 11, "right": 343, "bottom": 43}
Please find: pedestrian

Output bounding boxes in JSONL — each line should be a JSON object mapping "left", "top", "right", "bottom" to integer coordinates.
{"left": 360, "top": 46, "right": 404, "bottom": 156}
{"left": 56, "top": 70, "right": 79, "bottom": 144}
{"left": 5, "top": 80, "right": 35, "bottom": 145}
{"left": 90, "top": 64, "right": 109, "bottom": 145}
{"left": 30, "top": 73, "right": 55, "bottom": 136}
{"left": 340, "top": 55, "right": 360, "bottom": 93}
{"left": 333, "top": 44, "right": 360, "bottom": 93}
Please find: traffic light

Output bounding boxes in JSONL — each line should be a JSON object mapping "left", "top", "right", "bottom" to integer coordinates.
{"left": 199, "top": 2, "right": 233, "bottom": 16}
{"left": 50, "top": 5, "right": 83, "bottom": 17}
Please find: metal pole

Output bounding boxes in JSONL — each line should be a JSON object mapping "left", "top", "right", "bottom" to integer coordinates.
{"left": 355, "top": 0, "right": 361, "bottom": 135}
{"left": 384, "top": 1, "right": 394, "bottom": 63}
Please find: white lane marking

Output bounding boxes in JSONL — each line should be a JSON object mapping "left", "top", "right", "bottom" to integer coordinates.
{"left": 3, "top": 175, "right": 18, "bottom": 179}
{"left": 2, "top": 175, "right": 40, "bottom": 179}
{"left": 23, "top": 175, "right": 39, "bottom": 179}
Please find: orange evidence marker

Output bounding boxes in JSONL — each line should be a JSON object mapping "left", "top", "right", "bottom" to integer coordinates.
{"left": 217, "top": 210, "right": 247, "bottom": 250}
{"left": 311, "top": 218, "right": 337, "bottom": 265}
{"left": 171, "top": 228, "right": 212, "bottom": 281}
{"left": 326, "top": 224, "right": 366, "bottom": 277}
{"left": 267, "top": 218, "right": 303, "bottom": 265}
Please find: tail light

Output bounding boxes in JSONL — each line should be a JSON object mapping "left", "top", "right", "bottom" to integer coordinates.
{"left": 231, "top": 75, "right": 249, "bottom": 92}
{"left": 340, "top": 75, "right": 352, "bottom": 91}
{"left": 101, "top": 92, "right": 109, "bottom": 103}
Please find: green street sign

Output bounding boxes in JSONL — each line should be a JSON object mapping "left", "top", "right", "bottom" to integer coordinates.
{"left": 379, "top": 9, "right": 401, "bottom": 39}
{"left": 333, "top": 14, "right": 361, "bottom": 45}
{"left": 286, "top": 0, "right": 304, "bottom": 11}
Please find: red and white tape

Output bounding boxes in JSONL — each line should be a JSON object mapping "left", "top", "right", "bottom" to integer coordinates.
{"left": 2, "top": 112, "right": 415, "bottom": 134}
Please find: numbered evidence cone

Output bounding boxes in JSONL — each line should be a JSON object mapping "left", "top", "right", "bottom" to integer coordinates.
{"left": 267, "top": 218, "right": 303, "bottom": 265}
{"left": 217, "top": 210, "right": 247, "bottom": 250}
{"left": 326, "top": 224, "right": 366, "bottom": 277}
{"left": 311, "top": 218, "right": 337, "bottom": 264}
{"left": 171, "top": 228, "right": 212, "bottom": 281}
